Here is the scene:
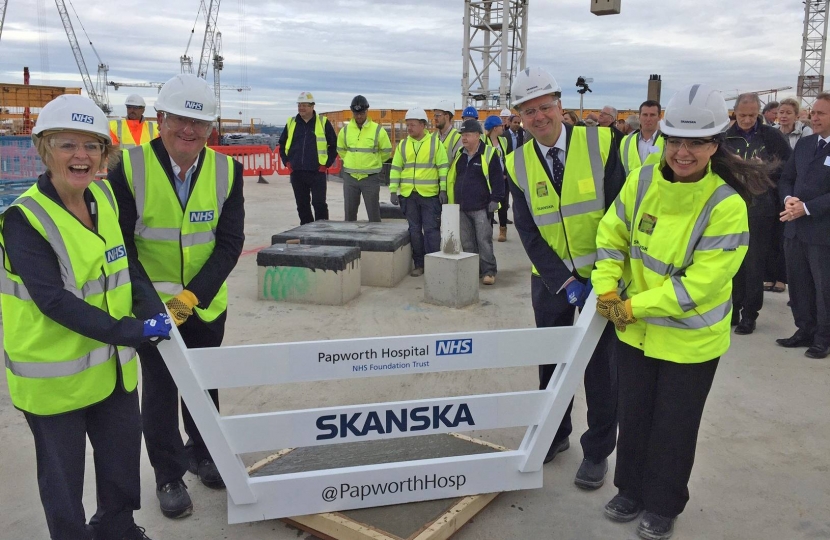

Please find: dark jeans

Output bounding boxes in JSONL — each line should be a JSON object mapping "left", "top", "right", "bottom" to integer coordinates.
{"left": 497, "top": 174, "right": 511, "bottom": 227}
{"left": 532, "top": 275, "right": 619, "bottom": 463}
{"left": 785, "top": 237, "right": 830, "bottom": 346}
{"left": 25, "top": 386, "right": 141, "bottom": 540}
{"left": 733, "top": 214, "right": 774, "bottom": 322}
{"left": 765, "top": 219, "right": 787, "bottom": 284}
{"left": 400, "top": 191, "right": 441, "bottom": 268}
{"left": 140, "top": 312, "right": 226, "bottom": 488}
{"left": 343, "top": 172, "right": 381, "bottom": 222}
{"left": 614, "top": 340, "right": 718, "bottom": 518}
{"left": 290, "top": 170, "right": 328, "bottom": 224}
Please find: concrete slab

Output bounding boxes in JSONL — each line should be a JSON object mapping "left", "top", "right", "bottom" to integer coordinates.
{"left": 423, "top": 252, "right": 479, "bottom": 308}
{"left": 379, "top": 202, "right": 406, "bottom": 221}
{"left": 257, "top": 244, "right": 361, "bottom": 305}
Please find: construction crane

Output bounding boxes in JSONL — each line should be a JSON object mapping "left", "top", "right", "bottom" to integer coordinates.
{"left": 213, "top": 31, "right": 224, "bottom": 124}
{"left": 798, "top": 0, "right": 830, "bottom": 108}
{"left": 0, "top": 0, "right": 8, "bottom": 45}
{"left": 108, "top": 81, "right": 249, "bottom": 92}
{"left": 723, "top": 86, "right": 794, "bottom": 102}
{"left": 54, "top": 0, "right": 111, "bottom": 113}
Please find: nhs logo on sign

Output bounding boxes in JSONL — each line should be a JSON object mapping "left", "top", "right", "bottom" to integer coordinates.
{"left": 105, "top": 245, "right": 126, "bottom": 263}
{"left": 71, "top": 113, "right": 95, "bottom": 124}
{"left": 436, "top": 339, "right": 472, "bottom": 356}
{"left": 185, "top": 101, "right": 204, "bottom": 111}
{"left": 189, "top": 210, "right": 214, "bottom": 222}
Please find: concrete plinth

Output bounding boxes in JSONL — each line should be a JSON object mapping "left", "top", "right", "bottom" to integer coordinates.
{"left": 257, "top": 244, "right": 361, "bottom": 305}
{"left": 423, "top": 252, "right": 479, "bottom": 308}
{"left": 379, "top": 201, "right": 406, "bottom": 221}
{"left": 272, "top": 221, "right": 412, "bottom": 287}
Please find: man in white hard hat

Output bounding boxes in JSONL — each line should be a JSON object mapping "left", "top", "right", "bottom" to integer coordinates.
{"left": 389, "top": 107, "right": 450, "bottom": 276}
{"left": 500, "top": 107, "right": 512, "bottom": 126}
{"left": 109, "top": 74, "right": 246, "bottom": 519}
{"left": 278, "top": 91, "right": 338, "bottom": 224}
{"left": 433, "top": 100, "right": 463, "bottom": 159}
{"left": 109, "top": 94, "right": 158, "bottom": 158}
{"left": 505, "top": 67, "right": 624, "bottom": 489}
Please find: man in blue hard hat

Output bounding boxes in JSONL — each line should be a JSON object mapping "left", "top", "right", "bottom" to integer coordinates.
{"left": 462, "top": 106, "right": 479, "bottom": 121}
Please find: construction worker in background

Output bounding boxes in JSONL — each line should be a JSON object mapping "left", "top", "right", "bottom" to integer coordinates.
{"left": 462, "top": 106, "right": 479, "bottom": 122}
{"left": 389, "top": 108, "right": 449, "bottom": 277}
{"left": 593, "top": 84, "right": 770, "bottom": 540}
{"left": 2, "top": 94, "right": 170, "bottom": 540}
{"left": 278, "top": 91, "right": 338, "bottom": 224}
{"left": 500, "top": 107, "right": 512, "bottom": 126}
{"left": 505, "top": 67, "right": 624, "bottom": 490}
{"left": 620, "top": 100, "right": 665, "bottom": 176}
{"left": 337, "top": 95, "right": 392, "bottom": 222}
{"left": 434, "top": 100, "right": 463, "bottom": 158}
{"left": 447, "top": 119, "right": 504, "bottom": 285}
{"left": 108, "top": 94, "right": 158, "bottom": 168}
{"left": 109, "top": 74, "right": 246, "bottom": 520}
{"left": 484, "top": 116, "right": 512, "bottom": 242}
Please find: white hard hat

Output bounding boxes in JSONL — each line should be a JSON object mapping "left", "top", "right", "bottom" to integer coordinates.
{"left": 32, "top": 94, "right": 111, "bottom": 144}
{"left": 125, "top": 94, "right": 146, "bottom": 107}
{"left": 154, "top": 74, "right": 217, "bottom": 122}
{"left": 405, "top": 108, "right": 428, "bottom": 121}
{"left": 500, "top": 108, "right": 511, "bottom": 116}
{"left": 660, "top": 84, "right": 730, "bottom": 138}
{"left": 511, "top": 67, "right": 562, "bottom": 109}
{"left": 297, "top": 91, "right": 315, "bottom": 104}
{"left": 434, "top": 100, "right": 455, "bottom": 114}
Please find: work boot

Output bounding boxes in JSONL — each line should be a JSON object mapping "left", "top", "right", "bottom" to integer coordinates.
{"left": 191, "top": 458, "right": 225, "bottom": 489}
{"left": 410, "top": 267, "right": 424, "bottom": 277}
{"left": 122, "top": 524, "right": 153, "bottom": 540}
{"left": 543, "top": 438, "right": 570, "bottom": 464}
{"left": 156, "top": 480, "right": 193, "bottom": 519}
{"left": 498, "top": 226, "right": 507, "bottom": 242}
{"left": 574, "top": 457, "right": 607, "bottom": 490}
{"left": 734, "top": 318, "right": 756, "bottom": 335}
{"left": 637, "top": 511, "right": 676, "bottom": 540}
{"left": 604, "top": 493, "right": 643, "bottom": 522}
{"left": 482, "top": 274, "right": 495, "bottom": 285}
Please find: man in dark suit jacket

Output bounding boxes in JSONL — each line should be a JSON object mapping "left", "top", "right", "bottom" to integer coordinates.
{"left": 507, "top": 114, "right": 526, "bottom": 152}
{"left": 776, "top": 92, "right": 830, "bottom": 358}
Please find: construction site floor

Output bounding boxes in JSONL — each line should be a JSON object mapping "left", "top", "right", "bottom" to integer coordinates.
{"left": 1, "top": 172, "right": 828, "bottom": 540}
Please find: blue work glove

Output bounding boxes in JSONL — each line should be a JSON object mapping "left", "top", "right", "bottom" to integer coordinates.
{"left": 487, "top": 200, "right": 499, "bottom": 213}
{"left": 390, "top": 192, "right": 399, "bottom": 205}
{"left": 438, "top": 191, "right": 448, "bottom": 204}
{"left": 565, "top": 279, "right": 592, "bottom": 309}
{"left": 143, "top": 312, "right": 172, "bottom": 342}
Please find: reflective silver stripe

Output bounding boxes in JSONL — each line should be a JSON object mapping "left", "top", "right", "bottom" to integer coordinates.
{"left": 17, "top": 197, "right": 80, "bottom": 297}
{"left": 390, "top": 165, "right": 403, "bottom": 172}
{"left": 216, "top": 153, "right": 230, "bottom": 212}
{"left": 630, "top": 245, "right": 674, "bottom": 275}
{"left": 428, "top": 134, "right": 436, "bottom": 165}
{"left": 682, "top": 184, "right": 739, "bottom": 269}
{"left": 631, "top": 165, "right": 654, "bottom": 244}
{"left": 402, "top": 163, "right": 438, "bottom": 170}
{"left": 346, "top": 148, "right": 377, "bottom": 154}
{"left": 585, "top": 126, "right": 606, "bottom": 208}
{"left": 81, "top": 276, "right": 106, "bottom": 297}
{"left": 400, "top": 178, "right": 440, "bottom": 186}
{"left": 597, "top": 248, "right": 625, "bottom": 261}
{"left": 118, "top": 346, "right": 136, "bottom": 366}
{"left": 615, "top": 196, "right": 630, "bottom": 230}
{"left": 6, "top": 345, "right": 116, "bottom": 379}
{"left": 93, "top": 180, "right": 116, "bottom": 213}
{"left": 106, "top": 267, "right": 131, "bottom": 291}
{"left": 374, "top": 124, "right": 382, "bottom": 150}
{"left": 622, "top": 134, "right": 633, "bottom": 175}
{"left": 116, "top": 118, "right": 136, "bottom": 149}
{"left": 154, "top": 281, "right": 184, "bottom": 295}
{"left": 182, "top": 230, "right": 215, "bottom": 248}
{"left": 343, "top": 167, "right": 382, "bottom": 174}
{"left": 129, "top": 147, "right": 148, "bottom": 237}
{"left": 116, "top": 120, "right": 123, "bottom": 144}
{"left": 0, "top": 273, "right": 32, "bottom": 300}
{"left": 148, "top": 122, "right": 155, "bottom": 140}
{"left": 561, "top": 198, "right": 604, "bottom": 217}
{"left": 644, "top": 299, "right": 732, "bottom": 330}
{"left": 696, "top": 232, "right": 750, "bottom": 251}
{"left": 562, "top": 252, "right": 597, "bottom": 272}
{"left": 137, "top": 227, "right": 180, "bottom": 241}
{"left": 341, "top": 124, "right": 349, "bottom": 152}
{"left": 672, "top": 276, "right": 697, "bottom": 311}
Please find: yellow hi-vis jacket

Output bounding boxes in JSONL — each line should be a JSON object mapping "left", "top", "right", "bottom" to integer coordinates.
{"left": 285, "top": 114, "right": 329, "bottom": 166}
{"left": 446, "top": 145, "right": 497, "bottom": 205}
{"left": 592, "top": 164, "right": 749, "bottom": 363}
{"left": 506, "top": 126, "right": 612, "bottom": 278}
{"left": 486, "top": 135, "right": 509, "bottom": 162}
{"left": 109, "top": 118, "right": 158, "bottom": 148}
{"left": 437, "top": 127, "right": 463, "bottom": 160}
{"left": 389, "top": 132, "right": 449, "bottom": 197}
{"left": 620, "top": 130, "right": 664, "bottom": 176}
{"left": 336, "top": 118, "right": 392, "bottom": 180}
{"left": 122, "top": 145, "right": 234, "bottom": 323}
{"left": 1, "top": 181, "right": 137, "bottom": 416}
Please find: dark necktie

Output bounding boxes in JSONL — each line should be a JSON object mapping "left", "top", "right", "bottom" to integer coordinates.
{"left": 547, "top": 148, "right": 565, "bottom": 195}
{"left": 818, "top": 139, "right": 827, "bottom": 155}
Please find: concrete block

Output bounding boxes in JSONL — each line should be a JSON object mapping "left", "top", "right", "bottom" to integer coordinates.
{"left": 378, "top": 201, "right": 405, "bottom": 221}
{"left": 424, "top": 252, "right": 479, "bottom": 308}
{"left": 257, "top": 244, "right": 361, "bottom": 305}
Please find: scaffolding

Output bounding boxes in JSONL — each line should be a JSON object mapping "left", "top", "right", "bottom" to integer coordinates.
{"left": 798, "top": 0, "right": 830, "bottom": 108}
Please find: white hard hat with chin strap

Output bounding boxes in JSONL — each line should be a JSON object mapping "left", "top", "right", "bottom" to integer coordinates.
{"left": 32, "top": 94, "right": 112, "bottom": 144}
{"left": 154, "top": 74, "right": 217, "bottom": 122}
{"left": 660, "top": 84, "right": 730, "bottom": 138}
{"left": 510, "top": 67, "right": 562, "bottom": 109}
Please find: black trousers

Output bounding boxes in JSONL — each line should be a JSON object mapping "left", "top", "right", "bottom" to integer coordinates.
{"left": 733, "top": 214, "right": 775, "bottom": 322}
{"left": 614, "top": 340, "right": 718, "bottom": 518}
{"left": 785, "top": 237, "right": 830, "bottom": 346}
{"left": 24, "top": 386, "right": 141, "bottom": 540}
{"left": 290, "top": 170, "right": 328, "bottom": 224}
{"left": 497, "top": 174, "right": 511, "bottom": 227}
{"left": 765, "top": 220, "right": 787, "bottom": 284}
{"left": 532, "top": 275, "right": 618, "bottom": 463}
{"left": 140, "top": 312, "right": 226, "bottom": 488}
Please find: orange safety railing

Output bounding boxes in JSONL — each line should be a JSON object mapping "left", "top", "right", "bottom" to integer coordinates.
{"left": 209, "top": 145, "right": 276, "bottom": 176}
{"left": 272, "top": 146, "right": 341, "bottom": 176}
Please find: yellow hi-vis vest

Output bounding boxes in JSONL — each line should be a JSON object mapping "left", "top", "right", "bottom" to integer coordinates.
{"left": 506, "top": 126, "right": 611, "bottom": 278}
{"left": 620, "top": 130, "right": 664, "bottom": 176}
{"left": 122, "top": 145, "right": 234, "bottom": 322}
{"left": 446, "top": 146, "right": 497, "bottom": 205}
{"left": 285, "top": 114, "right": 329, "bottom": 166}
{"left": 389, "top": 132, "right": 449, "bottom": 197}
{"left": 592, "top": 164, "right": 749, "bottom": 363}
{"left": 336, "top": 119, "right": 392, "bottom": 180}
{"left": 437, "top": 127, "right": 463, "bottom": 159}
{"left": 110, "top": 119, "right": 158, "bottom": 148}
{"left": 1, "top": 181, "right": 137, "bottom": 416}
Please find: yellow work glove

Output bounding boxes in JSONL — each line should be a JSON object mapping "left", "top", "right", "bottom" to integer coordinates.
{"left": 165, "top": 290, "right": 199, "bottom": 327}
{"left": 596, "top": 292, "right": 637, "bottom": 332}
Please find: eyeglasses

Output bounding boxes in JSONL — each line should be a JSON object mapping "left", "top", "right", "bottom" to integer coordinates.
{"left": 599, "top": 111, "right": 615, "bottom": 118}
{"left": 664, "top": 137, "right": 716, "bottom": 152}
{"left": 162, "top": 112, "right": 212, "bottom": 134}
{"left": 519, "top": 100, "right": 560, "bottom": 119}
{"left": 126, "top": 105, "right": 145, "bottom": 110}
{"left": 49, "top": 139, "right": 106, "bottom": 156}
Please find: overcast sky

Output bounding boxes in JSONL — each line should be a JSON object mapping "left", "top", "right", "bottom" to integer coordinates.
{"left": 0, "top": 0, "right": 811, "bottom": 124}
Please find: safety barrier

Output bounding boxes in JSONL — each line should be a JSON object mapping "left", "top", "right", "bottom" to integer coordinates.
{"left": 273, "top": 146, "right": 342, "bottom": 176}
{"left": 1, "top": 136, "right": 44, "bottom": 182}
{"left": 209, "top": 145, "right": 276, "bottom": 177}
{"left": 157, "top": 302, "right": 605, "bottom": 523}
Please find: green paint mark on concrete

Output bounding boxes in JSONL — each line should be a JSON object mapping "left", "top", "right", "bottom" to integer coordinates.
{"left": 263, "top": 266, "right": 312, "bottom": 301}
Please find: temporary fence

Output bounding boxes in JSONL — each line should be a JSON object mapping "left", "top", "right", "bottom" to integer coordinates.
{"left": 210, "top": 145, "right": 342, "bottom": 177}
{"left": 0, "top": 137, "right": 42, "bottom": 211}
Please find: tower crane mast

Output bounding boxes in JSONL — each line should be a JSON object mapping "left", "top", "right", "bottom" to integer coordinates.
{"left": 0, "top": 0, "right": 8, "bottom": 45}
{"left": 197, "top": 0, "right": 220, "bottom": 79}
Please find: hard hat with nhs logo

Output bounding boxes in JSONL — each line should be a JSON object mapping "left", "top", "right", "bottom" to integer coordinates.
{"left": 154, "top": 74, "right": 217, "bottom": 122}
{"left": 32, "top": 94, "right": 111, "bottom": 144}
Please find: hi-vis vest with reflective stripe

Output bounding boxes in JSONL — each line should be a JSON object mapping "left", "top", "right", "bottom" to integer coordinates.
{"left": 437, "top": 127, "right": 463, "bottom": 159}
{"left": 0, "top": 181, "right": 137, "bottom": 416}
{"left": 336, "top": 119, "right": 391, "bottom": 179}
{"left": 110, "top": 119, "right": 158, "bottom": 149}
{"left": 486, "top": 135, "right": 509, "bottom": 163}
{"left": 389, "top": 132, "right": 449, "bottom": 197}
{"left": 620, "top": 130, "right": 664, "bottom": 176}
{"left": 592, "top": 164, "right": 749, "bottom": 363}
{"left": 285, "top": 114, "right": 329, "bottom": 166}
{"left": 507, "top": 126, "right": 611, "bottom": 278}
{"left": 123, "top": 145, "right": 233, "bottom": 322}
{"left": 446, "top": 146, "right": 496, "bottom": 205}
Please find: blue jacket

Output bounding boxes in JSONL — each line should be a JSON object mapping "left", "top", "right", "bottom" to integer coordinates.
{"left": 278, "top": 113, "right": 338, "bottom": 171}
{"left": 453, "top": 141, "right": 505, "bottom": 212}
